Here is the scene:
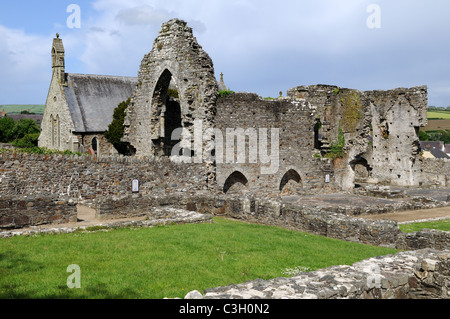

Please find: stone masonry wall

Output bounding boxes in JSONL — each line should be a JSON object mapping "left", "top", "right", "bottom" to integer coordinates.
{"left": 215, "top": 93, "right": 335, "bottom": 196}
{"left": 420, "top": 158, "right": 450, "bottom": 188}
{"left": 89, "top": 192, "right": 449, "bottom": 252}
{"left": 0, "top": 195, "right": 77, "bottom": 229}
{"left": 123, "top": 19, "right": 218, "bottom": 186}
{"left": 188, "top": 249, "right": 450, "bottom": 299}
{"left": 0, "top": 152, "right": 211, "bottom": 200}
{"left": 287, "top": 85, "right": 429, "bottom": 190}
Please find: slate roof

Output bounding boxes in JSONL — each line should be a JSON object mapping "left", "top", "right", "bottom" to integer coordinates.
{"left": 64, "top": 73, "right": 138, "bottom": 133}
{"left": 429, "top": 148, "right": 450, "bottom": 159}
{"left": 419, "top": 141, "right": 445, "bottom": 152}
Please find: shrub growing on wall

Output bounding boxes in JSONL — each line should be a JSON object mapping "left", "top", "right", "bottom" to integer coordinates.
{"left": 104, "top": 99, "right": 136, "bottom": 155}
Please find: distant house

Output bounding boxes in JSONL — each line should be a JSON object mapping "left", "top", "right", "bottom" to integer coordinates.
{"left": 38, "top": 34, "right": 138, "bottom": 156}
{"left": 420, "top": 141, "right": 450, "bottom": 159}
{"left": 7, "top": 114, "right": 43, "bottom": 128}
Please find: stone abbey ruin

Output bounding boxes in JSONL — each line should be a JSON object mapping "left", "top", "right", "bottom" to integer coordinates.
{"left": 2, "top": 19, "right": 450, "bottom": 299}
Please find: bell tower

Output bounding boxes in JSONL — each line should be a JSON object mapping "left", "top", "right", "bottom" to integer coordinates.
{"left": 52, "top": 33, "right": 66, "bottom": 85}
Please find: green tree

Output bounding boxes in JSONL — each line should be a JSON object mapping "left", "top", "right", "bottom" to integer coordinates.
{"left": 0, "top": 117, "right": 16, "bottom": 142}
{"left": 419, "top": 130, "right": 429, "bottom": 141}
{"left": 13, "top": 133, "right": 40, "bottom": 148}
{"left": 104, "top": 99, "right": 136, "bottom": 155}
{"left": 12, "top": 118, "right": 40, "bottom": 140}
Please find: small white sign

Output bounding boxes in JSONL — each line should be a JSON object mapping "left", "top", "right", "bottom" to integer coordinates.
{"left": 325, "top": 174, "right": 330, "bottom": 183}
{"left": 132, "top": 180, "right": 139, "bottom": 193}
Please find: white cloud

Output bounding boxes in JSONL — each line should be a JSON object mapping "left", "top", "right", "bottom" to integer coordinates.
{"left": 115, "top": 5, "right": 176, "bottom": 27}
{"left": 0, "top": 25, "right": 51, "bottom": 103}
{"left": 2, "top": 0, "right": 450, "bottom": 105}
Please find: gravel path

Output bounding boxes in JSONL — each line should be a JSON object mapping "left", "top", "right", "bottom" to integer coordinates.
{"left": 360, "top": 206, "right": 450, "bottom": 224}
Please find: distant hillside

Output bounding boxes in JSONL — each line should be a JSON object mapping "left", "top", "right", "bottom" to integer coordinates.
{"left": 0, "top": 105, "right": 45, "bottom": 115}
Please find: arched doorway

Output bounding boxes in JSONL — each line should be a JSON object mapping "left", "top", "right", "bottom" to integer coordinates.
{"left": 350, "top": 156, "right": 372, "bottom": 185}
{"left": 223, "top": 171, "right": 249, "bottom": 194}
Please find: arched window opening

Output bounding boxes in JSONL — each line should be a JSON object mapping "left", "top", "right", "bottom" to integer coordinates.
{"left": 50, "top": 115, "right": 55, "bottom": 147}
{"left": 92, "top": 137, "right": 98, "bottom": 155}
{"left": 56, "top": 115, "right": 61, "bottom": 148}
{"left": 151, "top": 69, "right": 182, "bottom": 157}
{"left": 223, "top": 171, "right": 249, "bottom": 194}
{"left": 279, "top": 169, "right": 302, "bottom": 194}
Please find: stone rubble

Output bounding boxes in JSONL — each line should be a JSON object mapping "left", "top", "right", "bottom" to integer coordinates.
{"left": 185, "top": 249, "right": 450, "bottom": 299}
{"left": 0, "top": 208, "right": 212, "bottom": 239}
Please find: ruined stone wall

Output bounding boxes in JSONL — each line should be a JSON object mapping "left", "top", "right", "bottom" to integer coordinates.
{"left": 0, "top": 152, "right": 211, "bottom": 201}
{"left": 215, "top": 93, "right": 335, "bottom": 196}
{"left": 87, "top": 192, "right": 449, "bottom": 251}
{"left": 123, "top": 19, "right": 218, "bottom": 187}
{"left": 0, "top": 195, "right": 77, "bottom": 229}
{"left": 189, "top": 249, "right": 450, "bottom": 299}
{"left": 419, "top": 158, "right": 450, "bottom": 187}
{"left": 287, "top": 85, "right": 429, "bottom": 190}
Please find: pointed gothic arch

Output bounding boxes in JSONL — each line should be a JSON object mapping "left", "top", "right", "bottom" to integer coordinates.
{"left": 223, "top": 171, "right": 249, "bottom": 194}
{"left": 279, "top": 169, "right": 302, "bottom": 193}
{"left": 151, "top": 69, "right": 182, "bottom": 157}
{"left": 122, "top": 19, "right": 218, "bottom": 161}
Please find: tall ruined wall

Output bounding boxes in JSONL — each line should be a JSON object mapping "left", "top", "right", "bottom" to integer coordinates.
{"left": 123, "top": 19, "right": 218, "bottom": 187}
{"left": 288, "top": 85, "right": 429, "bottom": 189}
{"left": 215, "top": 93, "right": 335, "bottom": 196}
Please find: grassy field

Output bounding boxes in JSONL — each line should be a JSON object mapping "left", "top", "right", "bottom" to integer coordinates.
{"left": 0, "top": 105, "right": 45, "bottom": 115}
{"left": 0, "top": 217, "right": 397, "bottom": 299}
{"left": 399, "top": 219, "right": 450, "bottom": 233}
{"left": 427, "top": 111, "right": 450, "bottom": 120}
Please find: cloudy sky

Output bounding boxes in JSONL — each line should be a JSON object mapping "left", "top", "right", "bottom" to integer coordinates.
{"left": 0, "top": 0, "right": 449, "bottom": 106}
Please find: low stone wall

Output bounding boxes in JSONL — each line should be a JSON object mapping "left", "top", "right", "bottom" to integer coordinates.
{"left": 186, "top": 249, "right": 450, "bottom": 299}
{"left": 0, "top": 195, "right": 77, "bottom": 229}
{"left": 420, "top": 158, "right": 450, "bottom": 188}
{"left": 0, "top": 208, "right": 212, "bottom": 239}
{"left": 88, "top": 193, "right": 450, "bottom": 251}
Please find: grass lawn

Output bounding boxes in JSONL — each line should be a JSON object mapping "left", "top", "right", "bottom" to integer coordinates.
{"left": 399, "top": 219, "right": 450, "bottom": 233}
{"left": 0, "top": 217, "right": 397, "bottom": 299}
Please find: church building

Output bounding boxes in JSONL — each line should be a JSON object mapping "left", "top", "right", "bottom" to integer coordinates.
{"left": 38, "top": 34, "right": 139, "bottom": 156}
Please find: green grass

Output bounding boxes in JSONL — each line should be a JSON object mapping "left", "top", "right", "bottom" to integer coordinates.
{"left": 427, "top": 111, "right": 450, "bottom": 120}
{"left": 0, "top": 105, "right": 45, "bottom": 115}
{"left": 0, "top": 217, "right": 397, "bottom": 299}
{"left": 399, "top": 219, "right": 450, "bottom": 233}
